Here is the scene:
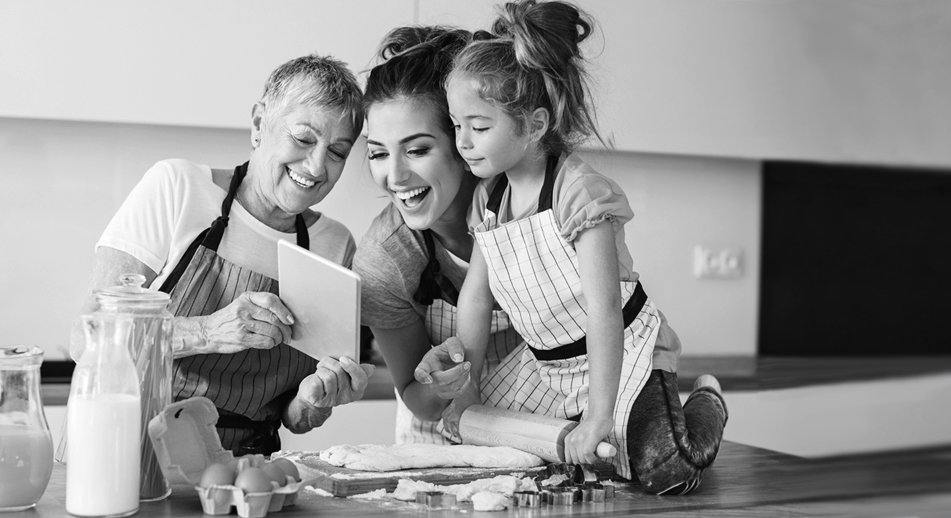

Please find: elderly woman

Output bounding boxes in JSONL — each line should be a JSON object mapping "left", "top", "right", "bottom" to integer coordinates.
{"left": 70, "top": 54, "right": 374, "bottom": 455}
{"left": 352, "top": 26, "right": 523, "bottom": 444}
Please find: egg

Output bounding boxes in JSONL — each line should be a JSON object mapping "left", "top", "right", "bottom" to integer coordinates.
{"left": 234, "top": 467, "right": 273, "bottom": 494}
{"left": 269, "top": 458, "right": 300, "bottom": 482}
{"left": 261, "top": 462, "right": 288, "bottom": 487}
{"left": 198, "top": 463, "right": 235, "bottom": 488}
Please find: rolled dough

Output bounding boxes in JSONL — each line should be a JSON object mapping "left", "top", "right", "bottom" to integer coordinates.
{"left": 318, "top": 443, "right": 544, "bottom": 472}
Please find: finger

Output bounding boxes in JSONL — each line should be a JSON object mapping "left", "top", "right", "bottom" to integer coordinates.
{"left": 414, "top": 351, "right": 443, "bottom": 384}
{"left": 243, "top": 305, "right": 293, "bottom": 345}
{"left": 442, "top": 337, "right": 467, "bottom": 364}
{"left": 430, "top": 362, "right": 470, "bottom": 387}
{"left": 338, "top": 356, "right": 370, "bottom": 392}
{"left": 316, "top": 363, "right": 340, "bottom": 402}
{"left": 246, "top": 291, "right": 296, "bottom": 325}
{"left": 245, "top": 318, "right": 284, "bottom": 349}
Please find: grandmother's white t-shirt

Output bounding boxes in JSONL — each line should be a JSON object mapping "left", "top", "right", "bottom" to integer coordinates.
{"left": 98, "top": 159, "right": 355, "bottom": 290}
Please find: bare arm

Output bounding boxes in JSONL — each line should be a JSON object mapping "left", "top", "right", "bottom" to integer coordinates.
{"left": 71, "top": 247, "right": 294, "bottom": 360}
{"left": 437, "top": 244, "right": 495, "bottom": 437}
{"left": 372, "top": 322, "right": 451, "bottom": 422}
{"left": 565, "top": 221, "right": 624, "bottom": 464}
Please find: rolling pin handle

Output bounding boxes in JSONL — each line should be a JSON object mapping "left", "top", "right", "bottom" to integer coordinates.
{"left": 596, "top": 442, "right": 617, "bottom": 458}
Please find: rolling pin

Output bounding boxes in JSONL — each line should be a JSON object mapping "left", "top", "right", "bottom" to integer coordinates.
{"left": 459, "top": 405, "right": 617, "bottom": 463}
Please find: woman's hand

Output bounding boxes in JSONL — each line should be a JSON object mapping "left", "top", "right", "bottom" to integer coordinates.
{"left": 563, "top": 414, "right": 615, "bottom": 465}
{"left": 198, "top": 292, "right": 295, "bottom": 355}
{"left": 297, "top": 356, "right": 375, "bottom": 408}
{"left": 283, "top": 356, "right": 375, "bottom": 434}
{"left": 414, "top": 337, "right": 472, "bottom": 399}
{"left": 439, "top": 382, "right": 482, "bottom": 441}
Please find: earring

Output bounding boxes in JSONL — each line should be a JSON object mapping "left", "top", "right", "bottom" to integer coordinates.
{"left": 252, "top": 137, "right": 260, "bottom": 148}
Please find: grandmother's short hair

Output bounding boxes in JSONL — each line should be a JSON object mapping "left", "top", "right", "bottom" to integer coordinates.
{"left": 260, "top": 54, "right": 364, "bottom": 139}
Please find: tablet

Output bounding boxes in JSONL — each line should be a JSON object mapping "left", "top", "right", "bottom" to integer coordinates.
{"left": 277, "top": 239, "right": 362, "bottom": 361}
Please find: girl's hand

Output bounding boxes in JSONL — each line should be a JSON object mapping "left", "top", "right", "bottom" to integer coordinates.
{"left": 440, "top": 384, "right": 482, "bottom": 441}
{"left": 415, "top": 337, "right": 472, "bottom": 399}
{"left": 564, "top": 415, "right": 614, "bottom": 465}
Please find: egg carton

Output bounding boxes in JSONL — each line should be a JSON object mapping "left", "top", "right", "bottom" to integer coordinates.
{"left": 195, "top": 477, "right": 307, "bottom": 518}
{"left": 148, "top": 397, "right": 314, "bottom": 518}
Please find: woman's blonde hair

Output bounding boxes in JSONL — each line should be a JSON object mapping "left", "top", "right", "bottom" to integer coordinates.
{"left": 261, "top": 54, "right": 364, "bottom": 139}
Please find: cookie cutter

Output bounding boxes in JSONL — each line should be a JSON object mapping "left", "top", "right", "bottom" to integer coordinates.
{"left": 574, "top": 464, "right": 599, "bottom": 484}
{"left": 549, "top": 487, "right": 582, "bottom": 505}
{"left": 415, "top": 491, "right": 456, "bottom": 508}
{"left": 601, "top": 482, "right": 616, "bottom": 499}
{"left": 581, "top": 483, "right": 605, "bottom": 503}
{"left": 513, "top": 491, "right": 542, "bottom": 508}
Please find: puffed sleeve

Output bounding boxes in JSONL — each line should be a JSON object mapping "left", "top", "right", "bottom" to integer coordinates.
{"left": 467, "top": 179, "right": 493, "bottom": 232}
{"left": 553, "top": 159, "right": 635, "bottom": 243}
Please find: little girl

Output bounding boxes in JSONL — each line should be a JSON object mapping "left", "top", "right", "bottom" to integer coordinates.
{"left": 420, "top": 0, "right": 728, "bottom": 494}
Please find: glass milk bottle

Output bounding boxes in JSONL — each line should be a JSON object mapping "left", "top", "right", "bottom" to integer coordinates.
{"left": 66, "top": 314, "right": 141, "bottom": 517}
{"left": 0, "top": 346, "right": 53, "bottom": 512}
{"left": 93, "top": 273, "right": 173, "bottom": 501}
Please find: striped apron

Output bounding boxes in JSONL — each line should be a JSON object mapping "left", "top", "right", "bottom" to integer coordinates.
{"left": 394, "top": 230, "right": 523, "bottom": 444}
{"left": 473, "top": 156, "right": 658, "bottom": 479}
{"left": 158, "top": 162, "right": 316, "bottom": 455}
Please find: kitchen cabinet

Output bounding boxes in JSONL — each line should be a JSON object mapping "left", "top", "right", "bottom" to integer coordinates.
{"left": 418, "top": 0, "right": 951, "bottom": 167}
{"left": 0, "top": 0, "right": 413, "bottom": 129}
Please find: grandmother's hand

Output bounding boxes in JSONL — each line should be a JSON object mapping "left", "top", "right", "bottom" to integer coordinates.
{"left": 199, "top": 292, "right": 295, "bottom": 355}
{"left": 297, "top": 356, "right": 375, "bottom": 409}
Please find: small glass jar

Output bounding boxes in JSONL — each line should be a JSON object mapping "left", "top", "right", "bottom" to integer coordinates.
{"left": 0, "top": 346, "right": 54, "bottom": 512}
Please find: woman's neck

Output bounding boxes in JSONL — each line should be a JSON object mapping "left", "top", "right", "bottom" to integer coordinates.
{"left": 428, "top": 174, "right": 479, "bottom": 262}
{"left": 237, "top": 182, "right": 298, "bottom": 233}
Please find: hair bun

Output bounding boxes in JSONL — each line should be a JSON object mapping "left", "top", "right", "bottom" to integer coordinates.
{"left": 491, "top": 0, "right": 591, "bottom": 72}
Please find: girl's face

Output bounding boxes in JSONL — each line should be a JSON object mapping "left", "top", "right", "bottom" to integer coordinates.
{"left": 250, "top": 102, "right": 354, "bottom": 215}
{"left": 447, "top": 77, "right": 531, "bottom": 179}
{"left": 365, "top": 99, "right": 469, "bottom": 230}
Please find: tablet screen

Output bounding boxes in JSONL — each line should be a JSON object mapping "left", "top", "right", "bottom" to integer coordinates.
{"left": 277, "top": 240, "right": 361, "bottom": 361}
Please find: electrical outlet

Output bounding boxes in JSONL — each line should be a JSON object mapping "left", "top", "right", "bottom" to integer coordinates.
{"left": 694, "top": 245, "right": 743, "bottom": 279}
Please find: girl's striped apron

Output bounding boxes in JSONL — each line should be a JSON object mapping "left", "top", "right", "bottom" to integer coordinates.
{"left": 158, "top": 162, "right": 316, "bottom": 455}
{"left": 473, "top": 156, "right": 658, "bottom": 479}
{"left": 394, "top": 230, "right": 523, "bottom": 444}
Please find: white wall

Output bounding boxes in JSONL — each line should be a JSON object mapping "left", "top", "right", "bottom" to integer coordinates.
{"left": 0, "top": 118, "right": 759, "bottom": 360}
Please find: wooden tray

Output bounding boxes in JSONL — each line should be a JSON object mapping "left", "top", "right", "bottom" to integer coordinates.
{"left": 273, "top": 451, "right": 546, "bottom": 497}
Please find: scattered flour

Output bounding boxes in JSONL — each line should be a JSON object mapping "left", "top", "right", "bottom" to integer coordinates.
{"left": 471, "top": 491, "right": 509, "bottom": 511}
{"left": 304, "top": 487, "right": 333, "bottom": 497}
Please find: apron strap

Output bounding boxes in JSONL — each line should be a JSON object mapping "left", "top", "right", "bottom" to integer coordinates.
{"left": 528, "top": 282, "right": 648, "bottom": 361}
{"left": 412, "top": 230, "right": 461, "bottom": 306}
{"left": 159, "top": 161, "right": 309, "bottom": 293}
{"left": 485, "top": 154, "right": 561, "bottom": 214}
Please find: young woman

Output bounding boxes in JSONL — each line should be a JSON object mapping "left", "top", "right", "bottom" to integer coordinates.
{"left": 352, "top": 26, "right": 523, "bottom": 444}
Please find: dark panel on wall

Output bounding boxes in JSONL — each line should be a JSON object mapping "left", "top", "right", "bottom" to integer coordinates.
{"left": 759, "top": 162, "right": 951, "bottom": 356}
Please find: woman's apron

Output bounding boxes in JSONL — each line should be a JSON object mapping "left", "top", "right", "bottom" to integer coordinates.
{"left": 393, "top": 230, "right": 523, "bottom": 444}
{"left": 473, "top": 156, "right": 658, "bottom": 479}
{"left": 158, "top": 162, "right": 316, "bottom": 455}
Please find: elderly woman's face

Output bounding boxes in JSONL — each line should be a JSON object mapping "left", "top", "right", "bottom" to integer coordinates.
{"left": 251, "top": 103, "right": 355, "bottom": 215}
{"left": 365, "top": 99, "right": 468, "bottom": 231}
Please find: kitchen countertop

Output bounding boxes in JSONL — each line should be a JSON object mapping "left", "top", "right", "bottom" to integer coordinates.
{"left": 14, "top": 441, "right": 951, "bottom": 518}
{"left": 42, "top": 355, "right": 951, "bottom": 406}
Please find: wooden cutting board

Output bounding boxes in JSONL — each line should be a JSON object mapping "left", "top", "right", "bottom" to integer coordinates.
{"left": 273, "top": 451, "right": 546, "bottom": 497}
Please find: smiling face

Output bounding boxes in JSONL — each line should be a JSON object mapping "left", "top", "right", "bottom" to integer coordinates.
{"left": 447, "top": 76, "right": 531, "bottom": 180}
{"left": 248, "top": 102, "right": 355, "bottom": 219}
{"left": 366, "top": 98, "right": 470, "bottom": 231}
